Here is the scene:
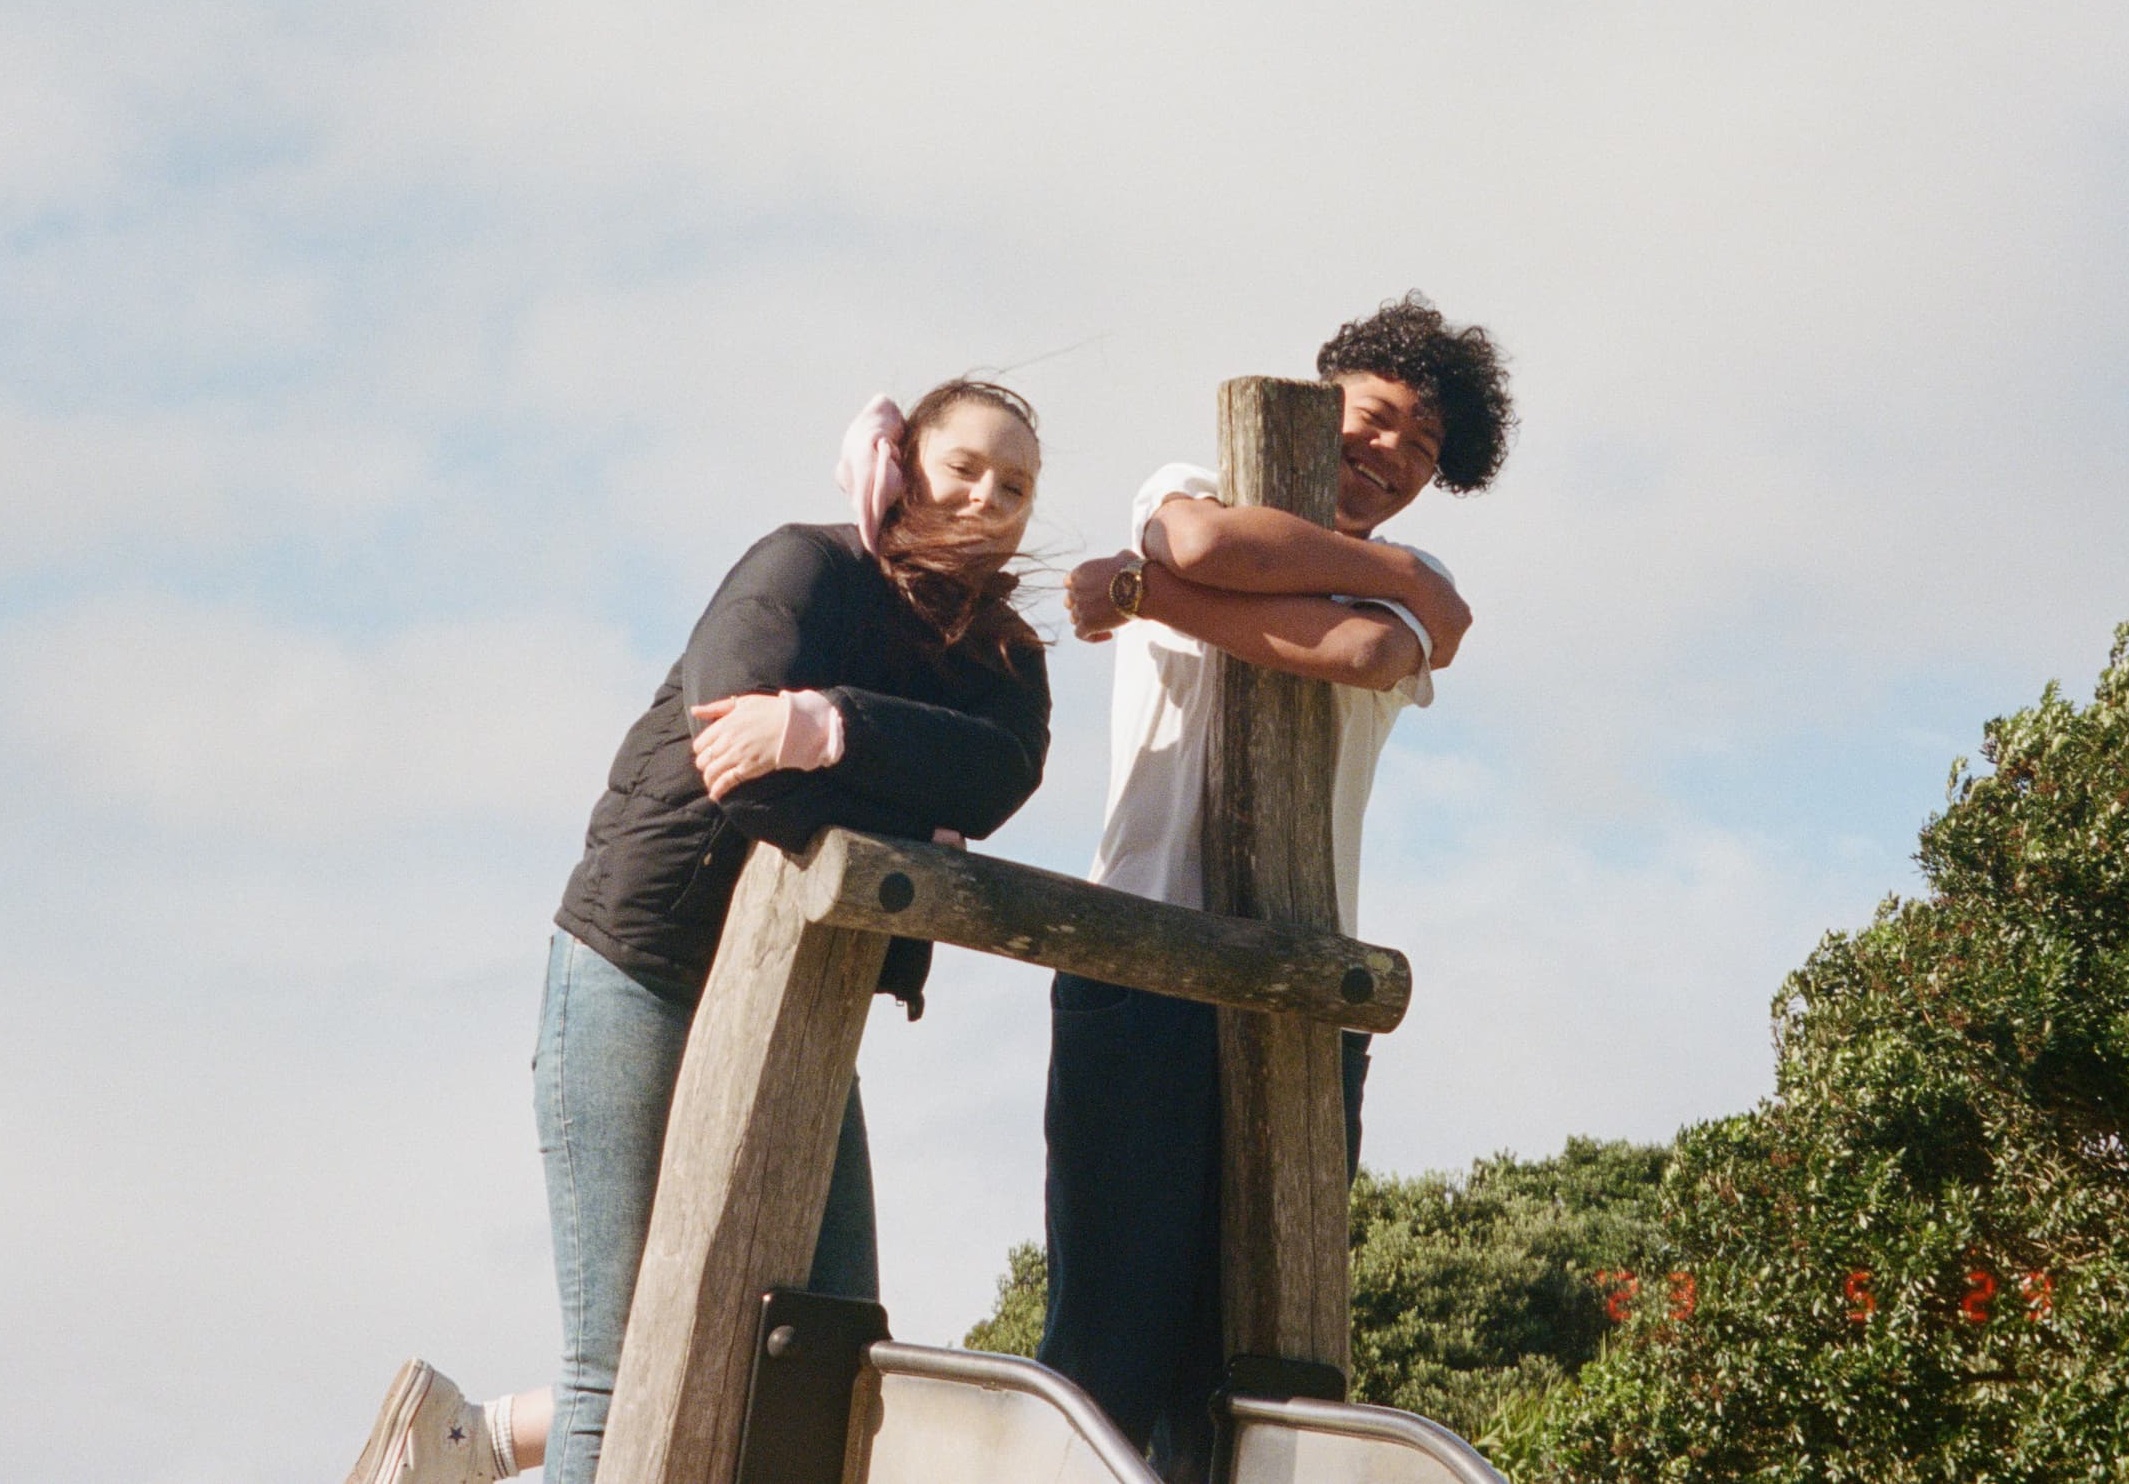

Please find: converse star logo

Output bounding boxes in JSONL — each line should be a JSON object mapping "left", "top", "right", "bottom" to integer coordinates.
{"left": 448, "top": 1424, "right": 467, "bottom": 1445}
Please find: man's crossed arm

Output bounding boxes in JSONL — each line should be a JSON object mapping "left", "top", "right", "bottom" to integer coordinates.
{"left": 1066, "top": 492, "right": 1472, "bottom": 691}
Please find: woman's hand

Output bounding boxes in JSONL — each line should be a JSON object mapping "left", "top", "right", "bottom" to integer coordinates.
{"left": 1065, "top": 550, "right": 1139, "bottom": 641}
{"left": 689, "top": 694, "right": 788, "bottom": 800}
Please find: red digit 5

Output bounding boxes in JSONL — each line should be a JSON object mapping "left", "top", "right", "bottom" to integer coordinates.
{"left": 1845, "top": 1270, "right": 1876, "bottom": 1324}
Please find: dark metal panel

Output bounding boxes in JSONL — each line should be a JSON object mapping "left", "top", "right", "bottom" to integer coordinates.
{"left": 732, "top": 1290, "right": 891, "bottom": 1484}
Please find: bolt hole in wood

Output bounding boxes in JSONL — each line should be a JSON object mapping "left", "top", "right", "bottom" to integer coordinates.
{"left": 876, "top": 872, "right": 915, "bottom": 913}
{"left": 1339, "top": 968, "right": 1374, "bottom": 1004}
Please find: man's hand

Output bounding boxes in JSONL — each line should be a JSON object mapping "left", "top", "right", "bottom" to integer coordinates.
{"left": 1065, "top": 550, "right": 1139, "bottom": 642}
{"left": 689, "top": 693, "right": 786, "bottom": 800}
{"left": 1389, "top": 548, "right": 1470, "bottom": 669}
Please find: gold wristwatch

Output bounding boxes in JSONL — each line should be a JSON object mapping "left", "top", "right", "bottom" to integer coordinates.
{"left": 1108, "top": 558, "right": 1148, "bottom": 619}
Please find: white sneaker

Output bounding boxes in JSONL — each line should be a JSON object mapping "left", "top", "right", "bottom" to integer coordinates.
{"left": 344, "top": 1359, "right": 504, "bottom": 1484}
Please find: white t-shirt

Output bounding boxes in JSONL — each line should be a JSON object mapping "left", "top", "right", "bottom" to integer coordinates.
{"left": 1087, "top": 462, "right": 1452, "bottom": 937}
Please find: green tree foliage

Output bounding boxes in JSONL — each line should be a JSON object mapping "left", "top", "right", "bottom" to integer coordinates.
{"left": 1347, "top": 1140, "right": 1667, "bottom": 1443}
{"left": 963, "top": 1239, "right": 1047, "bottom": 1357}
{"left": 1523, "top": 625, "right": 2129, "bottom": 1483}
{"left": 961, "top": 1140, "right": 1669, "bottom": 1444}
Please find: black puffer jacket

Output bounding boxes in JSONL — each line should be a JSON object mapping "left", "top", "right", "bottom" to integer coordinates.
{"left": 554, "top": 523, "right": 1050, "bottom": 1009}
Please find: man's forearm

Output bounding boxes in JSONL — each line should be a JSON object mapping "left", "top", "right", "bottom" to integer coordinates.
{"left": 1147, "top": 501, "right": 1405, "bottom": 594}
{"left": 1145, "top": 499, "right": 1468, "bottom": 662}
{"left": 1136, "top": 562, "right": 1421, "bottom": 692}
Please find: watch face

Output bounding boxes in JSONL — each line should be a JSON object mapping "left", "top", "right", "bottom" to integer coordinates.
{"left": 1111, "top": 565, "right": 1143, "bottom": 615}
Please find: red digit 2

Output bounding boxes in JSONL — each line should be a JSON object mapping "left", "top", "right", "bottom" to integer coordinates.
{"left": 1594, "top": 1270, "right": 1640, "bottom": 1323}
{"left": 1962, "top": 1270, "right": 1996, "bottom": 1324}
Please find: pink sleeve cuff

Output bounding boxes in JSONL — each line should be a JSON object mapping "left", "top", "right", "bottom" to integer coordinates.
{"left": 775, "top": 690, "right": 846, "bottom": 771}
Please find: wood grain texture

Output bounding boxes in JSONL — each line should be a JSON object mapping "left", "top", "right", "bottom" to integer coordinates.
{"left": 798, "top": 828, "right": 1409, "bottom": 1033}
{"left": 1205, "top": 376, "right": 1356, "bottom": 1371}
{"left": 595, "top": 842, "right": 890, "bottom": 1484}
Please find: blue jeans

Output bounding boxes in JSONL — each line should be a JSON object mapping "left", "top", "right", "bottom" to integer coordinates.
{"left": 1037, "top": 974, "right": 1369, "bottom": 1483}
{"left": 533, "top": 932, "right": 878, "bottom": 1484}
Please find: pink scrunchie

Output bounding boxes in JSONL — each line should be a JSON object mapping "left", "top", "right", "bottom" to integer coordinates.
{"left": 834, "top": 393, "right": 907, "bottom": 556}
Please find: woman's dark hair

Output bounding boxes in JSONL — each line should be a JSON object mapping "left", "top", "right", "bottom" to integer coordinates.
{"left": 1315, "top": 292, "right": 1516, "bottom": 494}
{"left": 875, "top": 379, "right": 1043, "bottom": 671}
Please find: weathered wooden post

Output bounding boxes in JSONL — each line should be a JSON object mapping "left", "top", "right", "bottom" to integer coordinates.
{"left": 595, "top": 846, "right": 892, "bottom": 1484}
{"left": 1203, "top": 377, "right": 1355, "bottom": 1376}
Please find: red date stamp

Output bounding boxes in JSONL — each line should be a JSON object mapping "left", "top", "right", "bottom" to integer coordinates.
{"left": 1587, "top": 1266, "right": 2057, "bottom": 1326}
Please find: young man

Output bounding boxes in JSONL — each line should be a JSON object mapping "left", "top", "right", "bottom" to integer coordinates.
{"left": 1041, "top": 292, "right": 1515, "bottom": 1481}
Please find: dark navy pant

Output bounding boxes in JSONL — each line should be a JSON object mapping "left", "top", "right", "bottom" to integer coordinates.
{"left": 1037, "top": 973, "right": 1369, "bottom": 1482}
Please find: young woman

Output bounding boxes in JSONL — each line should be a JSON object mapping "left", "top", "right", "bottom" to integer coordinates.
{"left": 343, "top": 381, "right": 1049, "bottom": 1484}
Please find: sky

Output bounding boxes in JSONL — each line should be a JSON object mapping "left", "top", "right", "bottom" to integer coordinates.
{"left": 1, "top": 2, "right": 2124, "bottom": 1479}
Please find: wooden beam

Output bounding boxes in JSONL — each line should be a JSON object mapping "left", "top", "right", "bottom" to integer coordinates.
{"left": 798, "top": 828, "right": 1409, "bottom": 1033}
{"left": 1205, "top": 376, "right": 1355, "bottom": 1373}
{"left": 596, "top": 843, "right": 891, "bottom": 1484}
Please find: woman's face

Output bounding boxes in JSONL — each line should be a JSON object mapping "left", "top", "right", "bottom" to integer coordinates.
{"left": 908, "top": 399, "right": 1040, "bottom": 553}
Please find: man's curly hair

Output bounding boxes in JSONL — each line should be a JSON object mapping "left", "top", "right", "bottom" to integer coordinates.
{"left": 1316, "top": 292, "right": 1516, "bottom": 494}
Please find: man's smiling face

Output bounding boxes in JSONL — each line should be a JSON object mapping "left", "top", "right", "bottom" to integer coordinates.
{"left": 1332, "top": 371, "right": 1444, "bottom": 537}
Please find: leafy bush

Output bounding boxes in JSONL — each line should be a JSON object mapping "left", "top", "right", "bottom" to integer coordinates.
{"left": 1525, "top": 625, "right": 2129, "bottom": 1482}
{"left": 1348, "top": 1140, "right": 1668, "bottom": 1442}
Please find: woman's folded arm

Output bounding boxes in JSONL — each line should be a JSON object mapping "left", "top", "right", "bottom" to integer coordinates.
{"left": 822, "top": 648, "right": 1050, "bottom": 840}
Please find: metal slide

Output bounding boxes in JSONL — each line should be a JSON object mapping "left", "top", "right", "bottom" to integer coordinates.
{"left": 849, "top": 1341, "right": 1507, "bottom": 1484}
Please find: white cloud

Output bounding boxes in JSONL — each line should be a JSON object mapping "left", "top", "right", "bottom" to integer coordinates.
{"left": 0, "top": 948, "right": 555, "bottom": 1484}
{"left": 0, "top": 594, "right": 645, "bottom": 841}
{"left": 0, "top": 403, "right": 435, "bottom": 572}
{"left": 11, "top": 0, "right": 2123, "bottom": 655}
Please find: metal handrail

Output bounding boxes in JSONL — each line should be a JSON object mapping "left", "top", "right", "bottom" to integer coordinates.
{"left": 865, "top": 1341, "right": 1163, "bottom": 1483}
{"left": 1225, "top": 1394, "right": 1509, "bottom": 1484}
